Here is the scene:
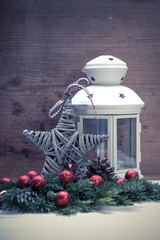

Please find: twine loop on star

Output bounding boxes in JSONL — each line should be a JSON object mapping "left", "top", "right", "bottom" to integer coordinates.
{"left": 48, "top": 78, "right": 95, "bottom": 119}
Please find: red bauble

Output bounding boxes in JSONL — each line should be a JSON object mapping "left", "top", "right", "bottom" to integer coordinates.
{"left": 116, "top": 178, "right": 127, "bottom": 184}
{"left": 59, "top": 170, "right": 74, "bottom": 184}
{"left": 17, "top": 175, "right": 31, "bottom": 188}
{"left": 55, "top": 191, "right": 71, "bottom": 207}
{"left": 31, "top": 175, "right": 46, "bottom": 190}
{"left": 0, "top": 177, "right": 12, "bottom": 185}
{"left": 68, "top": 164, "right": 72, "bottom": 169}
{"left": 90, "top": 175, "right": 104, "bottom": 187}
{"left": 27, "top": 170, "right": 38, "bottom": 179}
{"left": 125, "top": 170, "right": 139, "bottom": 180}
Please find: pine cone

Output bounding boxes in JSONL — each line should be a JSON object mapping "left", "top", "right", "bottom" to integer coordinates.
{"left": 87, "top": 157, "right": 114, "bottom": 181}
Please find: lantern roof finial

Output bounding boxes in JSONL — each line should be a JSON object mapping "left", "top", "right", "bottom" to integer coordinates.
{"left": 82, "top": 55, "right": 128, "bottom": 85}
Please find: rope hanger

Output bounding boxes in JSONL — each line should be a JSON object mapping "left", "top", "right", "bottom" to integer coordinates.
{"left": 48, "top": 78, "right": 95, "bottom": 119}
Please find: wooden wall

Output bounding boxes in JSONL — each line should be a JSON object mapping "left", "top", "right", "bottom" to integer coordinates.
{"left": 0, "top": 0, "right": 160, "bottom": 179}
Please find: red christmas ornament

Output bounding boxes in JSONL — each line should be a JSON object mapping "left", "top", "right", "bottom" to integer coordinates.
{"left": 17, "top": 175, "right": 31, "bottom": 188}
{"left": 31, "top": 175, "right": 46, "bottom": 190}
{"left": 125, "top": 169, "right": 139, "bottom": 180}
{"left": 59, "top": 170, "right": 74, "bottom": 184}
{"left": 68, "top": 164, "right": 72, "bottom": 169}
{"left": 27, "top": 170, "right": 38, "bottom": 179}
{"left": 0, "top": 177, "right": 12, "bottom": 185}
{"left": 116, "top": 178, "right": 127, "bottom": 184}
{"left": 90, "top": 175, "right": 104, "bottom": 187}
{"left": 55, "top": 191, "right": 71, "bottom": 207}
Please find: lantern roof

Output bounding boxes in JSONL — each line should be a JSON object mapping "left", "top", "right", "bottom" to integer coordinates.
{"left": 71, "top": 85, "right": 145, "bottom": 114}
{"left": 72, "top": 55, "right": 144, "bottom": 114}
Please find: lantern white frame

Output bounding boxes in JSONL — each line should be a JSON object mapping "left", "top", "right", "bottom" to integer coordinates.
{"left": 72, "top": 55, "right": 144, "bottom": 178}
{"left": 76, "top": 113, "right": 141, "bottom": 178}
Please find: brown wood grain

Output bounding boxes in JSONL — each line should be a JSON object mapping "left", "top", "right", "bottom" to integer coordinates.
{"left": 0, "top": 0, "right": 160, "bottom": 179}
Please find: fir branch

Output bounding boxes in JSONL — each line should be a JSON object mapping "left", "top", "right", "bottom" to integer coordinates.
{"left": 43, "top": 173, "right": 58, "bottom": 184}
{"left": 1, "top": 175, "right": 160, "bottom": 215}
{"left": 0, "top": 181, "right": 17, "bottom": 192}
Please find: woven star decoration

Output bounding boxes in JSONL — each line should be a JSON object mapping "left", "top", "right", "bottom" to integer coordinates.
{"left": 23, "top": 99, "right": 108, "bottom": 178}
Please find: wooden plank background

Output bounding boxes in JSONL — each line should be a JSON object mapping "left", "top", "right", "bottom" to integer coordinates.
{"left": 0, "top": 0, "right": 160, "bottom": 179}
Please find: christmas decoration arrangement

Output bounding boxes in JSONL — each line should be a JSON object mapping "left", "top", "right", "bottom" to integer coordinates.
{"left": 0, "top": 78, "right": 160, "bottom": 215}
{"left": 1, "top": 169, "right": 160, "bottom": 215}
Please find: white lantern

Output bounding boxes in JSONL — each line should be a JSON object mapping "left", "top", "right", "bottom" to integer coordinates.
{"left": 72, "top": 56, "right": 145, "bottom": 178}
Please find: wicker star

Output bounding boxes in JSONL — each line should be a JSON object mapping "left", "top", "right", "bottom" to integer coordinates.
{"left": 23, "top": 99, "right": 108, "bottom": 176}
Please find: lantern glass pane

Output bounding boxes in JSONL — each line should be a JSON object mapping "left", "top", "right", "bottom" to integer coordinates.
{"left": 117, "top": 118, "right": 136, "bottom": 170}
{"left": 83, "top": 118, "right": 108, "bottom": 160}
